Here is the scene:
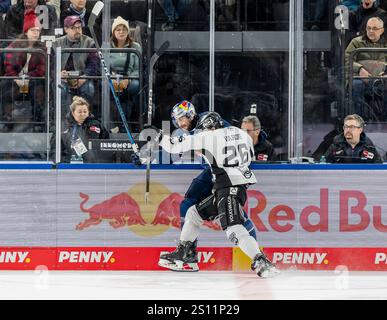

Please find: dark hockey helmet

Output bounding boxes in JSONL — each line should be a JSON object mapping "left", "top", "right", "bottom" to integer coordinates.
{"left": 196, "top": 112, "right": 224, "bottom": 130}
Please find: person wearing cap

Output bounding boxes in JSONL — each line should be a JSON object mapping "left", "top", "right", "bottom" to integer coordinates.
{"left": 1, "top": 9, "right": 46, "bottom": 125}
{"left": 4, "top": 0, "right": 58, "bottom": 39}
{"left": 109, "top": 16, "right": 142, "bottom": 132}
{"left": 54, "top": 15, "right": 100, "bottom": 119}
{"left": 60, "top": 0, "right": 101, "bottom": 42}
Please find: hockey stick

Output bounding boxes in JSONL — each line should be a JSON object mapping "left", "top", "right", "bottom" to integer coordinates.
{"left": 147, "top": 40, "right": 170, "bottom": 125}
{"left": 144, "top": 40, "right": 170, "bottom": 204}
{"left": 88, "top": 1, "right": 139, "bottom": 155}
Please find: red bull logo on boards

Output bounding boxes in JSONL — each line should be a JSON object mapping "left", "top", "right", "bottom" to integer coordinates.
{"left": 77, "top": 182, "right": 226, "bottom": 236}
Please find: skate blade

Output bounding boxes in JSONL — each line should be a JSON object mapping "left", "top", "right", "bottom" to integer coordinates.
{"left": 158, "top": 259, "right": 199, "bottom": 272}
{"left": 258, "top": 267, "right": 281, "bottom": 278}
{"left": 158, "top": 258, "right": 176, "bottom": 270}
{"left": 171, "top": 261, "right": 199, "bottom": 272}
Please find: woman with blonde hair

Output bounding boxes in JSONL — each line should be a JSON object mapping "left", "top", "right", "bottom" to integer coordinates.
{"left": 110, "top": 16, "right": 142, "bottom": 131}
{"left": 61, "top": 96, "right": 109, "bottom": 163}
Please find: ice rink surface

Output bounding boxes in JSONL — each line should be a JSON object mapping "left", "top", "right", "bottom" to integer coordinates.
{"left": 0, "top": 270, "right": 386, "bottom": 300}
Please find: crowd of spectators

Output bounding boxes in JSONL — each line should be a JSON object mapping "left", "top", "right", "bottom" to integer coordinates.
{"left": 0, "top": 0, "right": 385, "bottom": 164}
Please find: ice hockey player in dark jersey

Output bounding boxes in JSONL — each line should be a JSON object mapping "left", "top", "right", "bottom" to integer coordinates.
{"left": 168, "top": 101, "right": 258, "bottom": 256}
{"left": 158, "top": 112, "right": 280, "bottom": 278}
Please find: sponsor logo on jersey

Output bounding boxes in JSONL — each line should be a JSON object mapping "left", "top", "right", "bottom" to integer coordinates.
{"left": 0, "top": 251, "right": 30, "bottom": 263}
{"left": 257, "top": 154, "right": 268, "bottom": 161}
{"left": 224, "top": 134, "right": 242, "bottom": 142}
{"left": 89, "top": 126, "right": 101, "bottom": 134}
{"left": 362, "top": 150, "right": 374, "bottom": 159}
{"left": 334, "top": 149, "right": 344, "bottom": 155}
{"left": 272, "top": 252, "right": 328, "bottom": 265}
{"left": 243, "top": 169, "right": 252, "bottom": 179}
{"left": 227, "top": 197, "right": 234, "bottom": 223}
{"left": 58, "top": 251, "right": 114, "bottom": 263}
{"left": 230, "top": 188, "right": 238, "bottom": 196}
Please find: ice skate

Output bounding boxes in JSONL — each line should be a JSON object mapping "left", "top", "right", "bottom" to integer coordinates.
{"left": 251, "top": 252, "right": 280, "bottom": 278}
{"left": 158, "top": 240, "right": 199, "bottom": 272}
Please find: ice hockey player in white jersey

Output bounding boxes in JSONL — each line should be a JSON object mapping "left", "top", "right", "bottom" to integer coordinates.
{"left": 158, "top": 112, "right": 280, "bottom": 278}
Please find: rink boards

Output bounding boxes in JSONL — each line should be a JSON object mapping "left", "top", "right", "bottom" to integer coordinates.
{"left": 0, "top": 165, "right": 386, "bottom": 271}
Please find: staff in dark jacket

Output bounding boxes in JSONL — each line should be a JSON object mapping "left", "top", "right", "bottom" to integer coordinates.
{"left": 61, "top": 96, "right": 109, "bottom": 163}
{"left": 349, "top": 0, "right": 387, "bottom": 37}
{"left": 324, "top": 114, "right": 382, "bottom": 163}
{"left": 241, "top": 115, "right": 277, "bottom": 162}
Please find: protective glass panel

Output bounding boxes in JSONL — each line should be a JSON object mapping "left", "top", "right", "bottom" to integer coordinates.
{"left": 214, "top": 0, "right": 289, "bottom": 162}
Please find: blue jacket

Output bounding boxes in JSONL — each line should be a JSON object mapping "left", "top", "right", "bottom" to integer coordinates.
{"left": 0, "top": 0, "right": 10, "bottom": 13}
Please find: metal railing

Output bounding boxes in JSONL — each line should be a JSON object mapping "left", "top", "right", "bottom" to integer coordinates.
{"left": 0, "top": 46, "right": 50, "bottom": 161}
{"left": 54, "top": 47, "right": 143, "bottom": 164}
{"left": 348, "top": 47, "right": 387, "bottom": 117}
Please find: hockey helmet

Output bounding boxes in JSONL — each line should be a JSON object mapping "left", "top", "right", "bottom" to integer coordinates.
{"left": 196, "top": 112, "right": 224, "bottom": 130}
{"left": 171, "top": 100, "right": 196, "bottom": 128}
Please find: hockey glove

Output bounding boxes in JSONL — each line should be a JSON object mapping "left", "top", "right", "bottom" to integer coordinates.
{"left": 131, "top": 153, "right": 143, "bottom": 167}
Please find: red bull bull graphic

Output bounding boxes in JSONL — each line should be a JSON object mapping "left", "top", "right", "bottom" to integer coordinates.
{"left": 150, "top": 191, "right": 222, "bottom": 231}
{"left": 151, "top": 192, "right": 184, "bottom": 228}
{"left": 77, "top": 183, "right": 223, "bottom": 235}
{"left": 76, "top": 192, "right": 146, "bottom": 230}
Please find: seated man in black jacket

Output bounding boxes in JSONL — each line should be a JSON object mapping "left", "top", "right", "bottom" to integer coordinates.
{"left": 241, "top": 115, "right": 277, "bottom": 162}
{"left": 324, "top": 114, "right": 383, "bottom": 163}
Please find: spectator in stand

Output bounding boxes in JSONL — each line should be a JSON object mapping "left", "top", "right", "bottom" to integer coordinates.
{"left": 46, "top": 0, "right": 60, "bottom": 18}
{"left": 342, "top": 0, "right": 361, "bottom": 11}
{"left": 60, "top": 0, "right": 101, "bottom": 42}
{"left": 349, "top": 0, "right": 387, "bottom": 38}
{"left": 54, "top": 15, "right": 99, "bottom": 118}
{"left": 241, "top": 115, "right": 277, "bottom": 162}
{"left": 1, "top": 10, "right": 46, "bottom": 124}
{"left": 110, "top": 16, "right": 142, "bottom": 132}
{"left": 324, "top": 114, "right": 382, "bottom": 163}
{"left": 157, "top": 0, "right": 189, "bottom": 31}
{"left": 5, "top": 0, "right": 58, "bottom": 39}
{"left": 0, "top": 1, "right": 9, "bottom": 40}
{"left": 0, "top": 0, "right": 11, "bottom": 13}
{"left": 345, "top": 17, "right": 387, "bottom": 118}
{"left": 60, "top": 96, "right": 109, "bottom": 163}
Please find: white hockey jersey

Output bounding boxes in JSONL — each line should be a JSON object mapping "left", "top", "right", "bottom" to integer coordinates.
{"left": 160, "top": 126, "right": 257, "bottom": 189}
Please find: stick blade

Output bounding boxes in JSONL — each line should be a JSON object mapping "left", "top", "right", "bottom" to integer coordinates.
{"left": 87, "top": 1, "right": 104, "bottom": 28}
{"left": 156, "top": 40, "right": 170, "bottom": 56}
{"left": 91, "top": 1, "right": 104, "bottom": 17}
